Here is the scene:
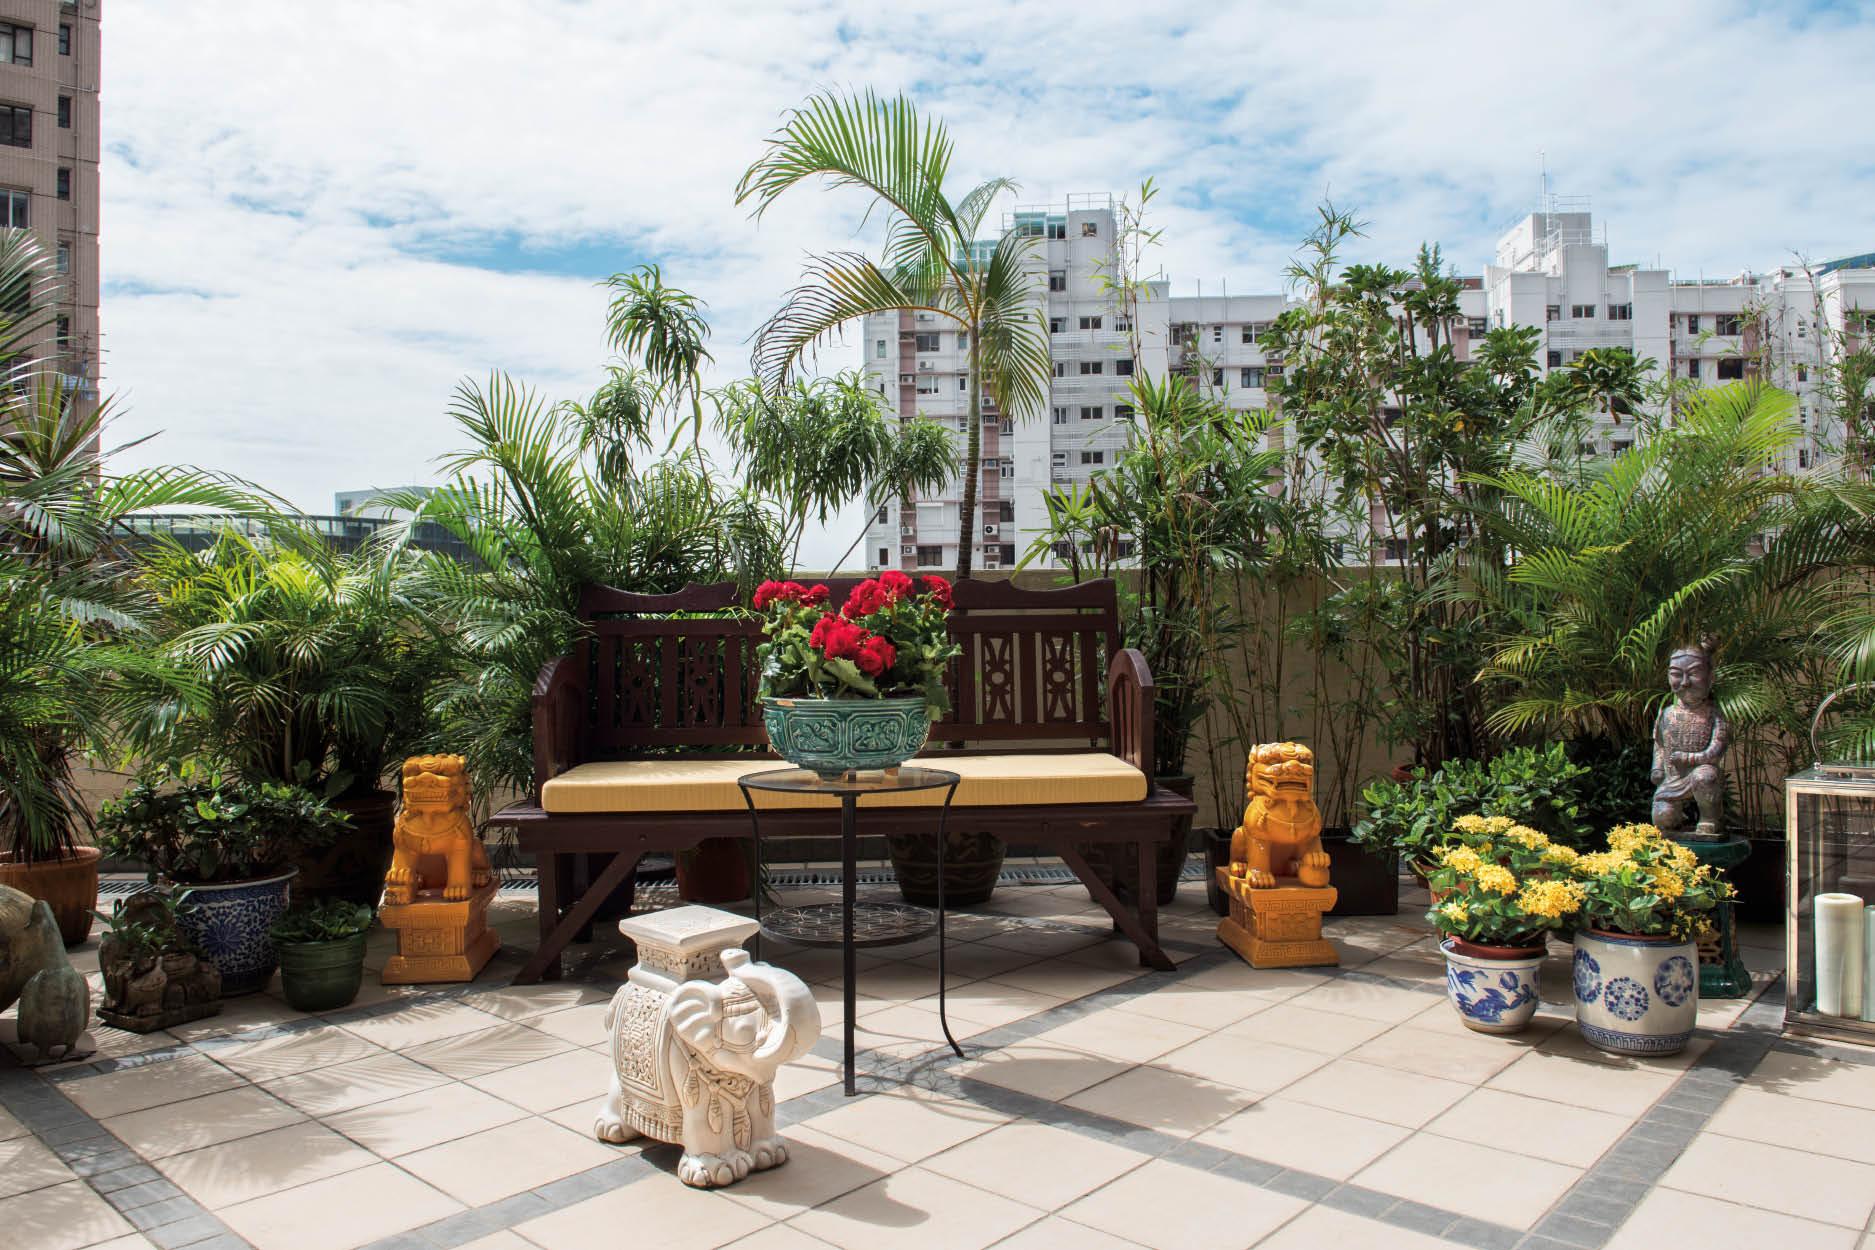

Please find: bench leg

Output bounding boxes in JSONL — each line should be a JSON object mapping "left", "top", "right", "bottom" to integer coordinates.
{"left": 1060, "top": 844, "right": 1175, "bottom": 972}
{"left": 525, "top": 850, "right": 564, "bottom": 985}
{"left": 517, "top": 851, "right": 641, "bottom": 985}
{"left": 1136, "top": 838, "right": 1161, "bottom": 967}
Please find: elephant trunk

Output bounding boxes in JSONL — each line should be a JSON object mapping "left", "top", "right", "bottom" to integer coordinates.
{"left": 722, "top": 948, "right": 821, "bottom": 1066}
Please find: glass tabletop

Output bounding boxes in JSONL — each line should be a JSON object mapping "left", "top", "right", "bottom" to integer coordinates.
{"left": 737, "top": 765, "right": 961, "bottom": 796}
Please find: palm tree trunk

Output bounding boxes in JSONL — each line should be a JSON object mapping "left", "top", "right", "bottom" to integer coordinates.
{"left": 956, "top": 328, "right": 980, "bottom": 580}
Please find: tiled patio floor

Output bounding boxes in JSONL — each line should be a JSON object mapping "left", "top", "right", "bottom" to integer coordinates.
{"left": 3, "top": 871, "right": 1871, "bottom": 1250}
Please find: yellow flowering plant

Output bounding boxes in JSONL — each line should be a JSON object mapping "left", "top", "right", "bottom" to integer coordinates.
{"left": 1426, "top": 817, "right": 1586, "bottom": 947}
{"left": 1570, "top": 823, "right": 1732, "bottom": 940}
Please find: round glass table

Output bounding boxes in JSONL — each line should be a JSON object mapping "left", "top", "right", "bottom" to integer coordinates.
{"left": 738, "top": 766, "right": 963, "bottom": 1094}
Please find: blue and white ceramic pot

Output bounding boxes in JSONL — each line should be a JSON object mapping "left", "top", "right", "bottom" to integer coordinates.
{"left": 1441, "top": 938, "right": 1546, "bottom": 1034}
{"left": 762, "top": 697, "right": 931, "bottom": 780}
{"left": 175, "top": 869, "right": 298, "bottom": 996}
{"left": 1572, "top": 929, "right": 1698, "bottom": 1056}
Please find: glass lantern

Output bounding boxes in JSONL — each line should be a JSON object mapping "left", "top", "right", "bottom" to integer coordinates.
{"left": 1785, "top": 686, "right": 1875, "bottom": 1043}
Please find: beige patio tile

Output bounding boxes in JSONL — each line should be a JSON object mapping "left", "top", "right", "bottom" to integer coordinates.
{"left": 453, "top": 1233, "right": 535, "bottom": 1250}
{"left": 526, "top": 1000, "right": 614, "bottom": 1046}
{"left": 1426, "top": 1087, "right": 1633, "bottom": 1168}
{"left": 1707, "top": 1087, "right": 1875, "bottom": 1165}
{"left": 836, "top": 962, "right": 970, "bottom": 1003}
{"left": 772, "top": 1050, "right": 842, "bottom": 1103}
{"left": 717, "top": 1124, "right": 899, "bottom": 1222}
{"left": 1179, "top": 959, "right": 1331, "bottom": 998}
{"left": 1348, "top": 1024, "right": 1537, "bottom": 1084}
{"left": 1355, "top": 1131, "right": 1582, "bottom": 1228}
{"left": 906, "top": 942, "right": 1047, "bottom": 981}
{"left": 517, "top": 1171, "right": 770, "bottom": 1250}
{"left": 951, "top": 1041, "right": 1131, "bottom": 1102}
{"left": 213, "top": 1024, "right": 382, "bottom": 1082}
{"left": 218, "top": 1161, "right": 462, "bottom": 1250}
{"left": 976, "top": 925, "right": 1104, "bottom": 958}
{"left": 107, "top": 1085, "right": 306, "bottom": 1159}
{"left": 167, "top": 994, "right": 304, "bottom": 1041}
{"left": 61, "top": 1053, "right": 243, "bottom": 1119}
{"left": 1282, "top": 1057, "right": 1472, "bottom": 1127}
{"left": 720, "top": 1225, "right": 838, "bottom": 1249}
{"left": 923, "top": 1120, "right": 1145, "bottom": 1208}
{"left": 1255, "top": 1205, "right": 1465, "bottom": 1249}
{"left": 1156, "top": 1033, "right": 1330, "bottom": 1094}
{"left": 1059, "top": 938, "right": 1170, "bottom": 971}
{"left": 401, "top": 1022, "right": 573, "bottom": 1079}
{"left": 1109, "top": 984, "right": 1269, "bottom": 1032}
{"left": 82, "top": 1236, "right": 158, "bottom": 1250}
{"left": 1026, "top": 1007, "right": 1207, "bottom": 1064}
{"left": 261, "top": 1049, "right": 450, "bottom": 1117}
{"left": 1749, "top": 1046, "right": 1875, "bottom": 1111}
{"left": 0, "top": 1104, "right": 24, "bottom": 1140}
{"left": 156, "top": 1120, "right": 376, "bottom": 1208}
{"left": 1661, "top": 1132, "right": 1875, "bottom": 1228}
{"left": 398, "top": 1115, "right": 619, "bottom": 1205}
{"left": 791, "top": 1164, "right": 1041, "bottom": 1250}
{"left": 325, "top": 1081, "right": 527, "bottom": 1156}
{"left": 1484, "top": 1046, "right": 1680, "bottom": 1116}
{"left": 1063, "top": 1064, "right": 1258, "bottom": 1137}
{"left": 915, "top": 982, "right": 1062, "bottom": 1029}
{"left": 1059, "top": 1157, "right": 1305, "bottom": 1250}
{"left": 987, "top": 1216, "right": 1145, "bottom": 1249}
{"left": 856, "top": 1000, "right": 990, "bottom": 1045}
{"left": 1405, "top": 997, "right": 1567, "bottom": 1040}
{"left": 803, "top": 1085, "right": 1009, "bottom": 1163}
{"left": 1221, "top": 1002, "right": 1394, "bottom": 1054}
{"left": 1195, "top": 1095, "right": 1412, "bottom": 1180}
{"left": 0, "top": 1134, "right": 74, "bottom": 1200}
{"left": 462, "top": 980, "right": 614, "bottom": 1021}
{"left": 466, "top": 1044, "right": 614, "bottom": 1113}
{"left": 334, "top": 999, "right": 507, "bottom": 1050}
{"left": 1285, "top": 977, "right": 1441, "bottom": 1024}
{"left": 1535, "top": 1026, "right": 1711, "bottom": 1072}
{"left": 1607, "top": 1187, "right": 1861, "bottom": 1250}
{"left": 0, "top": 1180, "right": 134, "bottom": 1250}
{"left": 988, "top": 962, "right": 1141, "bottom": 1001}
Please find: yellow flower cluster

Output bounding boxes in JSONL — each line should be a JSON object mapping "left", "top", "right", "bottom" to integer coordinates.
{"left": 1607, "top": 823, "right": 1663, "bottom": 854}
{"left": 1576, "top": 849, "right": 1629, "bottom": 876}
{"left": 1504, "top": 824, "right": 1551, "bottom": 851}
{"left": 1440, "top": 846, "right": 1486, "bottom": 875}
{"left": 1517, "top": 878, "right": 1587, "bottom": 920}
{"left": 1541, "top": 844, "right": 1580, "bottom": 868}
{"left": 1440, "top": 900, "right": 1470, "bottom": 924}
{"left": 1649, "top": 868, "right": 1686, "bottom": 900}
{"left": 1453, "top": 814, "right": 1516, "bottom": 836}
{"left": 1475, "top": 864, "right": 1517, "bottom": 895}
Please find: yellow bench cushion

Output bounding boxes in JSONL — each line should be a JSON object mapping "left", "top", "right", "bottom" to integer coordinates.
{"left": 539, "top": 753, "right": 1148, "bottom": 815}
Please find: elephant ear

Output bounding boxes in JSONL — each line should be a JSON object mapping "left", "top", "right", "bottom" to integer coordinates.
{"left": 666, "top": 981, "right": 723, "bottom": 1056}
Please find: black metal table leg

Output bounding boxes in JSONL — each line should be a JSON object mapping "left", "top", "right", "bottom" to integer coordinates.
{"left": 936, "top": 781, "right": 962, "bottom": 1058}
{"left": 739, "top": 783, "right": 762, "bottom": 961}
{"left": 842, "top": 792, "right": 858, "bottom": 1095}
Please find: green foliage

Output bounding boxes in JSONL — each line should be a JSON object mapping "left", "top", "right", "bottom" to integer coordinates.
{"left": 96, "top": 770, "right": 348, "bottom": 885}
{"left": 269, "top": 898, "right": 374, "bottom": 945}
{"left": 603, "top": 264, "right": 713, "bottom": 444}
{"left": 100, "top": 891, "right": 202, "bottom": 964}
{"left": 1351, "top": 743, "right": 1588, "bottom": 865}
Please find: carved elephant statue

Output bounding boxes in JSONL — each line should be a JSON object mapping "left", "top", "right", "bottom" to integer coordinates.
{"left": 594, "top": 946, "right": 822, "bottom": 1188}
{"left": 0, "top": 884, "right": 91, "bottom": 1064}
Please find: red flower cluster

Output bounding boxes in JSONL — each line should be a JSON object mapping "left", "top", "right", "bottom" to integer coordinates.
{"left": 842, "top": 568, "right": 929, "bottom": 620}
{"left": 809, "top": 614, "right": 896, "bottom": 676}
{"left": 919, "top": 574, "right": 953, "bottom": 609}
{"left": 753, "top": 580, "right": 830, "bottom": 610}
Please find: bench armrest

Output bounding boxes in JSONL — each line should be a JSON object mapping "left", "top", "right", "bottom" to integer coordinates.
{"left": 1107, "top": 647, "right": 1156, "bottom": 777}
{"left": 530, "top": 654, "right": 585, "bottom": 803}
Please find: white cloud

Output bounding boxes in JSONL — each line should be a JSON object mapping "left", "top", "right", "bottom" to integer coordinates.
{"left": 103, "top": 0, "right": 1875, "bottom": 565}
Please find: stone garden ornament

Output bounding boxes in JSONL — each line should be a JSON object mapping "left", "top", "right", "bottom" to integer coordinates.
{"left": 1216, "top": 742, "right": 1339, "bottom": 969}
{"left": 1651, "top": 644, "right": 1731, "bottom": 839}
{"left": 0, "top": 883, "right": 92, "bottom": 1064}
{"left": 593, "top": 906, "right": 822, "bottom": 1188}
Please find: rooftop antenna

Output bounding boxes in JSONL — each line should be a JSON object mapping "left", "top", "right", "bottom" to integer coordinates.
{"left": 1539, "top": 150, "right": 1548, "bottom": 210}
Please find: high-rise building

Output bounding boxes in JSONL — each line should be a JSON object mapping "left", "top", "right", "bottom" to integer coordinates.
{"left": 0, "top": 0, "right": 99, "bottom": 409}
{"left": 858, "top": 194, "right": 1874, "bottom": 572}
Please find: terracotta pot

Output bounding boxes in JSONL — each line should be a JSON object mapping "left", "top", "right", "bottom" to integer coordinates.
{"left": 677, "top": 837, "right": 751, "bottom": 904}
{"left": 0, "top": 847, "right": 101, "bottom": 945}
{"left": 1444, "top": 934, "right": 1547, "bottom": 961}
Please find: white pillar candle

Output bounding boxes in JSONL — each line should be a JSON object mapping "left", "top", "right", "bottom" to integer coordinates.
{"left": 1815, "top": 893, "right": 1866, "bottom": 1017}
{"left": 1862, "top": 908, "right": 1875, "bottom": 1024}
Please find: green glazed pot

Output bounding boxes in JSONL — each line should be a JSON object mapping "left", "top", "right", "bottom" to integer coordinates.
{"left": 762, "top": 696, "right": 932, "bottom": 780}
{"left": 275, "top": 932, "right": 368, "bottom": 1013}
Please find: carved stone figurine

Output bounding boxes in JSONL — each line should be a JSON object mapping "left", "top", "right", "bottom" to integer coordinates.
{"left": 593, "top": 906, "right": 822, "bottom": 1189}
{"left": 383, "top": 754, "right": 491, "bottom": 904}
{"left": 96, "top": 892, "right": 222, "bottom": 1033}
{"left": 1217, "top": 742, "right": 1339, "bottom": 970}
{"left": 1651, "top": 645, "right": 1731, "bottom": 839}
{"left": 0, "top": 884, "right": 92, "bottom": 1064}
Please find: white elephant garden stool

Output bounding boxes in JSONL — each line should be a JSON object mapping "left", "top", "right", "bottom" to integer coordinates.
{"left": 593, "top": 905, "right": 822, "bottom": 1188}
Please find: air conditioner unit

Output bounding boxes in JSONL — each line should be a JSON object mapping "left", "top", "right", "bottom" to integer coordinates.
{"left": 901, "top": 544, "right": 915, "bottom": 557}
{"left": 983, "top": 524, "right": 999, "bottom": 537}
{"left": 900, "top": 524, "right": 914, "bottom": 536}
{"left": 918, "top": 360, "right": 933, "bottom": 370}
{"left": 983, "top": 561, "right": 1001, "bottom": 571}
{"left": 898, "top": 374, "right": 915, "bottom": 385}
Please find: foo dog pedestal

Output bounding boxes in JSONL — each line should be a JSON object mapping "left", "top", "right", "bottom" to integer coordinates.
{"left": 593, "top": 905, "right": 822, "bottom": 1189}
{"left": 1217, "top": 877, "right": 1339, "bottom": 969}
{"left": 380, "top": 880, "right": 499, "bottom": 984}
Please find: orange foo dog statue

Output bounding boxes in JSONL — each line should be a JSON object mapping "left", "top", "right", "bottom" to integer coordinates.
{"left": 1217, "top": 742, "right": 1338, "bottom": 969}
{"left": 379, "top": 755, "right": 498, "bottom": 984}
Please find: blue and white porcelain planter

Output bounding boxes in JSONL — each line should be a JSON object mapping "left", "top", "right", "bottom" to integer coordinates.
{"left": 1441, "top": 938, "right": 1545, "bottom": 1034}
{"left": 175, "top": 870, "right": 298, "bottom": 996}
{"left": 1572, "top": 929, "right": 1698, "bottom": 1056}
{"left": 762, "top": 697, "right": 932, "bottom": 780}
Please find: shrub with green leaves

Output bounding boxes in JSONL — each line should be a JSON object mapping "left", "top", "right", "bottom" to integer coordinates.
{"left": 269, "top": 898, "right": 373, "bottom": 945}
{"left": 96, "top": 771, "right": 349, "bottom": 884}
{"left": 1351, "top": 743, "right": 1588, "bottom": 866}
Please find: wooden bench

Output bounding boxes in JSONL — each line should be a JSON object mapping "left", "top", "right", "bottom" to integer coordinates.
{"left": 495, "top": 577, "right": 1195, "bottom": 984}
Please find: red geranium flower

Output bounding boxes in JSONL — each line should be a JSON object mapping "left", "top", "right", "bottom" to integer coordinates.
{"left": 842, "top": 578, "right": 888, "bottom": 620}
{"left": 918, "top": 575, "right": 953, "bottom": 609}
{"left": 854, "top": 634, "right": 897, "bottom": 677}
{"left": 810, "top": 615, "right": 866, "bottom": 661}
{"left": 753, "top": 580, "right": 809, "bottom": 611}
{"left": 802, "top": 584, "right": 831, "bottom": 606}
{"left": 878, "top": 569, "right": 913, "bottom": 600}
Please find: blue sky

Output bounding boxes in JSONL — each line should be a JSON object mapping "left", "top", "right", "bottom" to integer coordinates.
{"left": 101, "top": 1, "right": 1875, "bottom": 565}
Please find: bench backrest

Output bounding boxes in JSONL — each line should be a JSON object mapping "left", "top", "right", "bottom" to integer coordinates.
{"left": 569, "top": 578, "right": 1122, "bottom": 758}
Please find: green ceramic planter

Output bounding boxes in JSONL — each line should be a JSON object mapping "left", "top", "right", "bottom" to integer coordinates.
{"left": 762, "top": 696, "right": 932, "bottom": 779}
{"left": 275, "top": 932, "right": 368, "bottom": 1012}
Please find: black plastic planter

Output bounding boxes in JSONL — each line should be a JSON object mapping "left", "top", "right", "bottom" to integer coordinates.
{"left": 1324, "top": 829, "right": 1399, "bottom": 916}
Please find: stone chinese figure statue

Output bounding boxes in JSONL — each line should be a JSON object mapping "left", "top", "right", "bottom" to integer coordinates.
{"left": 1651, "top": 646, "right": 1731, "bottom": 839}
{"left": 1217, "top": 742, "right": 1338, "bottom": 969}
{"left": 593, "top": 906, "right": 822, "bottom": 1189}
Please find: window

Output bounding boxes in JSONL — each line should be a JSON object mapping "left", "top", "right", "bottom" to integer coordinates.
{"left": 55, "top": 315, "right": 68, "bottom": 346}
{"left": 874, "top": 339, "right": 886, "bottom": 358}
{"left": 1047, "top": 221, "right": 1066, "bottom": 240}
{"left": 1211, "top": 325, "right": 1223, "bottom": 343}
{"left": 915, "top": 378, "right": 939, "bottom": 394}
{"left": 1052, "top": 451, "right": 1068, "bottom": 464}
{"left": 1798, "top": 366, "right": 1809, "bottom": 383}
{"left": 1114, "top": 403, "right": 1135, "bottom": 420}
{"left": 1546, "top": 350, "right": 1562, "bottom": 367}
{"left": 0, "top": 24, "right": 32, "bottom": 67}
{"left": 0, "top": 106, "right": 31, "bottom": 149}
{"left": 1240, "top": 367, "right": 1262, "bottom": 388}
{"left": 1686, "top": 315, "right": 1700, "bottom": 333}
{"left": 1114, "top": 358, "right": 1133, "bottom": 376}
{"left": 1052, "top": 407, "right": 1068, "bottom": 425}
{"left": 1716, "top": 315, "right": 1743, "bottom": 336}
{"left": 1211, "top": 368, "right": 1224, "bottom": 387}
{"left": 1383, "top": 539, "right": 1409, "bottom": 562}
{"left": 998, "top": 500, "right": 1014, "bottom": 523}
{"left": 1078, "top": 315, "right": 1102, "bottom": 330}
{"left": 1078, "top": 360, "right": 1101, "bottom": 375}
{"left": 55, "top": 241, "right": 68, "bottom": 274}
{"left": 1080, "top": 451, "right": 1105, "bottom": 465}
{"left": 1467, "top": 317, "right": 1488, "bottom": 335}
{"left": 1052, "top": 361, "right": 1067, "bottom": 378}
{"left": 957, "top": 332, "right": 968, "bottom": 350}
{"left": 1079, "top": 406, "right": 1101, "bottom": 421}
{"left": 957, "top": 376, "right": 967, "bottom": 391}
{"left": 1081, "top": 220, "right": 1097, "bottom": 237}
{"left": 1612, "top": 440, "right": 1634, "bottom": 456}
{"left": 1047, "top": 270, "right": 1066, "bottom": 292}
{"left": 999, "top": 463, "right": 1013, "bottom": 480}
{"left": 914, "top": 332, "right": 940, "bottom": 352}
{"left": 1717, "top": 357, "right": 1745, "bottom": 380}
{"left": 915, "top": 545, "right": 943, "bottom": 567}
{"left": 1687, "top": 359, "right": 1701, "bottom": 379}
{"left": 56, "top": 97, "right": 69, "bottom": 129}
{"left": 875, "top": 506, "right": 889, "bottom": 524}
{"left": 1571, "top": 304, "right": 1596, "bottom": 319}
{"left": 1546, "top": 305, "right": 1560, "bottom": 322}
{"left": 1607, "top": 303, "right": 1632, "bottom": 321}
{"left": 1241, "top": 325, "right": 1255, "bottom": 344}
{"left": 0, "top": 188, "right": 25, "bottom": 228}
{"left": 998, "top": 542, "right": 1016, "bottom": 562}
{"left": 1113, "top": 317, "right": 1130, "bottom": 333}
{"left": 1049, "top": 316, "right": 1066, "bottom": 333}
{"left": 877, "top": 547, "right": 890, "bottom": 566}
{"left": 1799, "top": 447, "right": 1812, "bottom": 469}
{"left": 58, "top": 23, "right": 69, "bottom": 55}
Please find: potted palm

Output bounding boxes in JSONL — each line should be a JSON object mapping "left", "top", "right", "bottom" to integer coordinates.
{"left": 1569, "top": 823, "right": 1730, "bottom": 1056}
{"left": 96, "top": 770, "right": 348, "bottom": 994}
{"left": 269, "top": 898, "right": 373, "bottom": 1012}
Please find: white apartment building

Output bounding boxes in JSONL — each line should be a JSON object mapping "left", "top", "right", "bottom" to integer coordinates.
{"left": 859, "top": 194, "right": 1874, "bottom": 572}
